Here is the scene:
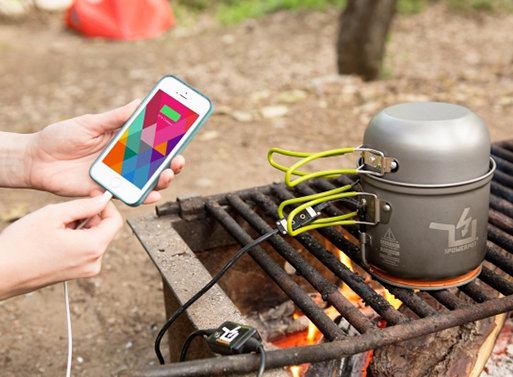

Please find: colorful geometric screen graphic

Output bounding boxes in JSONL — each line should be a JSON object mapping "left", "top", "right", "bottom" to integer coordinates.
{"left": 102, "top": 90, "right": 199, "bottom": 189}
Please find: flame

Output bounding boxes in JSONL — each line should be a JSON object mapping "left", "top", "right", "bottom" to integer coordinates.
{"left": 384, "top": 288, "right": 402, "bottom": 309}
{"left": 290, "top": 366, "right": 301, "bottom": 377}
{"left": 278, "top": 237, "right": 404, "bottom": 376}
{"left": 325, "top": 305, "right": 340, "bottom": 320}
{"left": 305, "top": 306, "right": 340, "bottom": 344}
{"left": 336, "top": 248, "right": 361, "bottom": 302}
{"left": 306, "top": 319, "right": 317, "bottom": 343}
{"left": 302, "top": 245, "right": 360, "bottom": 346}
{"left": 338, "top": 249, "right": 354, "bottom": 272}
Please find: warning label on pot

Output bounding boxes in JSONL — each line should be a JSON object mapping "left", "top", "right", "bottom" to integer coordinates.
{"left": 379, "top": 228, "right": 401, "bottom": 266}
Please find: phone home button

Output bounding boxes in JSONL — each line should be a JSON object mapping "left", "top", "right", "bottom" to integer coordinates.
{"left": 110, "top": 177, "right": 121, "bottom": 188}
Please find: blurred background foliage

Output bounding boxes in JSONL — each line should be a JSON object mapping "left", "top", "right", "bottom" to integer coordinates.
{"left": 170, "top": 0, "right": 513, "bottom": 24}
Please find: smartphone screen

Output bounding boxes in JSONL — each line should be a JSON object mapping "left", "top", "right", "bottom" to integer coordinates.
{"left": 101, "top": 89, "right": 199, "bottom": 189}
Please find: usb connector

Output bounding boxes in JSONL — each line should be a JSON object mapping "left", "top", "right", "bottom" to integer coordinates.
{"left": 275, "top": 206, "right": 320, "bottom": 235}
{"left": 206, "top": 321, "right": 262, "bottom": 355}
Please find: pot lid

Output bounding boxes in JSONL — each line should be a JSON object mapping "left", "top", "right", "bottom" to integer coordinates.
{"left": 362, "top": 102, "right": 491, "bottom": 185}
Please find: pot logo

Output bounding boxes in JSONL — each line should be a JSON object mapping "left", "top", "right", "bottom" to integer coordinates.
{"left": 429, "top": 208, "right": 478, "bottom": 253}
{"left": 217, "top": 325, "right": 241, "bottom": 344}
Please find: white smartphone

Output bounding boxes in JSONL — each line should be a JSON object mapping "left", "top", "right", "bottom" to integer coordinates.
{"left": 90, "top": 76, "right": 213, "bottom": 206}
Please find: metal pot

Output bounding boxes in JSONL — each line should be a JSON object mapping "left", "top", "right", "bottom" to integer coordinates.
{"left": 359, "top": 102, "right": 495, "bottom": 290}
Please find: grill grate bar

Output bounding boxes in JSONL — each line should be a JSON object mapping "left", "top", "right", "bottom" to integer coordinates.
{"left": 492, "top": 145, "right": 513, "bottom": 164}
{"left": 225, "top": 193, "right": 375, "bottom": 334}
{"left": 486, "top": 244, "right": 513, "bottom": 277}
{"left": 489, "top": 209, "right": 513, "bottom": 236}
{"left": 155, "top": 184, "right": 277, "bottom": 217}
{"left": 494, "top": 154, "right": 513, "bottom": 176}
{"left": 204, "top": 200, "right": 346, "bottom": 341}
{"left": 458, "top": 281, "right": 497, "bottom": 303}
{"left": 490, "top": 194, "right": 513, "bottom": 219}
{"left": 493, "top": 169, "right": 513, "bottom": 189}
{"left": 478, "top": 266, "right": 513, "bottom": 296}
{"left": 492, "top": 180, "right": 513, "bottom": 203}
{"left": 488, "top": 224, "right": 513, "bottom": 254}
{"left": 499, "top": 141, "right": 513, "bottom": 155}
{"left": 269, "top": 185, "right": 411, "bottom": 324}
{"left": 379, "top": 285, "right": 438, "bottom": 317}
{"left": 136, "top": 295, "right": 513, "bottom": 377}
{"left": 428, "top": 290, "right": 468, "bottom": 310}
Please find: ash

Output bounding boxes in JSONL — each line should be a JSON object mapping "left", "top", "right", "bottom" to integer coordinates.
{"left": 481, "top": 316, "right": 513, "bottom": 377}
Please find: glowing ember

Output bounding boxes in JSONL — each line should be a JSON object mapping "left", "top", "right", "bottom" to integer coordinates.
{"left": 362, "top": 349, "right": 374, "bottom": 377}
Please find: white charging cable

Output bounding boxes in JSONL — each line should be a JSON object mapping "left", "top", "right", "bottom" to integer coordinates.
{"left": 63, "top": 281, "right": 72, "bottom": 377}
{"left": 64, "top": 190, "right": 113, "bottom": 377}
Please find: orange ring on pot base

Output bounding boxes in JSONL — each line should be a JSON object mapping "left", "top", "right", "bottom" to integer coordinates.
{"left": 368, "top": 265, "right": 482, "bottom": 290}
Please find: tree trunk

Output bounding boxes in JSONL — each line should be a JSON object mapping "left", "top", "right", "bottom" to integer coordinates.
{"left": 336, "top": 0, "right": 398, "bottom": 81}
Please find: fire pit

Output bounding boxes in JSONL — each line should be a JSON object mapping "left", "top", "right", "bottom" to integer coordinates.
{"left": 128, "top": 140, "right": 513, "bottom": 376}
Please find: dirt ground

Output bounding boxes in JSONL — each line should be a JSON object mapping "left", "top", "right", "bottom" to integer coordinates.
{"left": 0, "top": 3, "right": 512, "bottom": 376}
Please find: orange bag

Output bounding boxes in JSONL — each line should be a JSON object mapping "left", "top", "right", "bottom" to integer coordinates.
{"left": 65, "top": 0, "right": 175, "bottom": 40}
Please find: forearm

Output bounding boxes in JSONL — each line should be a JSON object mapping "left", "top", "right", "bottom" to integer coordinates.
{"left": 0, "top": 245, "right": 35, "bottom": 301}
{"left": 0, "top": 244, "right": 66, "bottom": 301}
{"left": 0, "top": 131, "right": 34, "bottom": 189}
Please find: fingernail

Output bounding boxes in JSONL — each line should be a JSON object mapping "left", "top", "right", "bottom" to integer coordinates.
{"left": 93, "top": 195, "right": 107, "bottom": 205}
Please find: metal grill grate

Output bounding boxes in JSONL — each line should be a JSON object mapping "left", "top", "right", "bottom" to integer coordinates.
{"left": 133, "top": 141, "right": 513, "bottom": 377}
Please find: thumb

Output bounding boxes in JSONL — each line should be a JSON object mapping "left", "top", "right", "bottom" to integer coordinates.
{"left": 53, "top": 196, "right": 110, "bottom": 225}
{"left": 89, "top": 99, "right": 141, "bottom": 133}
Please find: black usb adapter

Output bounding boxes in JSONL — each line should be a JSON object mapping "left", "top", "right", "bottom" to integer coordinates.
{"left": 206, "top": 321, "right": 262, "bottom": 355}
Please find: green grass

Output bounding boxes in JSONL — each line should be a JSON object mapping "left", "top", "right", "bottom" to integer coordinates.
{"left": 397, "top": 0, "right": 427, "bottom": 14}
{"left": 396, "top": 0, "right": 513, "bottom": 14}
{"left": 216, "top": 0, "right": 346, "bottom": 24}
{"left": 173, "top": 0, "right": 212, "bottom": 11}
{"left": 170, "top": 0, "right": 513, "bottom": 26}
{"left": 443, "top": 0, "right": 513, "bottom": 13}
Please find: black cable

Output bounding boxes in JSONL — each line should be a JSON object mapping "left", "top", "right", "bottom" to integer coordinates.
{"left": 179, "top": 329, "right": 211, "bottom": 362}
{"left": 314, "top": 197, "right": 362, "bottom": 213}
{"left": 155, "top": 228, "right": 280, "bottom": 364}
{"left": 256, "top": 344, "right": 266, "bottom": 377}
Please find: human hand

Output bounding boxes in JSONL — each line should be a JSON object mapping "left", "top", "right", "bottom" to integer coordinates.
{"left": 28, "top": 100, "right": 185, "bottom": 204}
{"left": 0, "top": 195, "right": 122, "bottom": 300}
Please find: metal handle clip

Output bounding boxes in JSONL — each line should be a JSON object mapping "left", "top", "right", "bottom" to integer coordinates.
{"left": 355, "top": 146, "right": 398, "bottom": 177}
